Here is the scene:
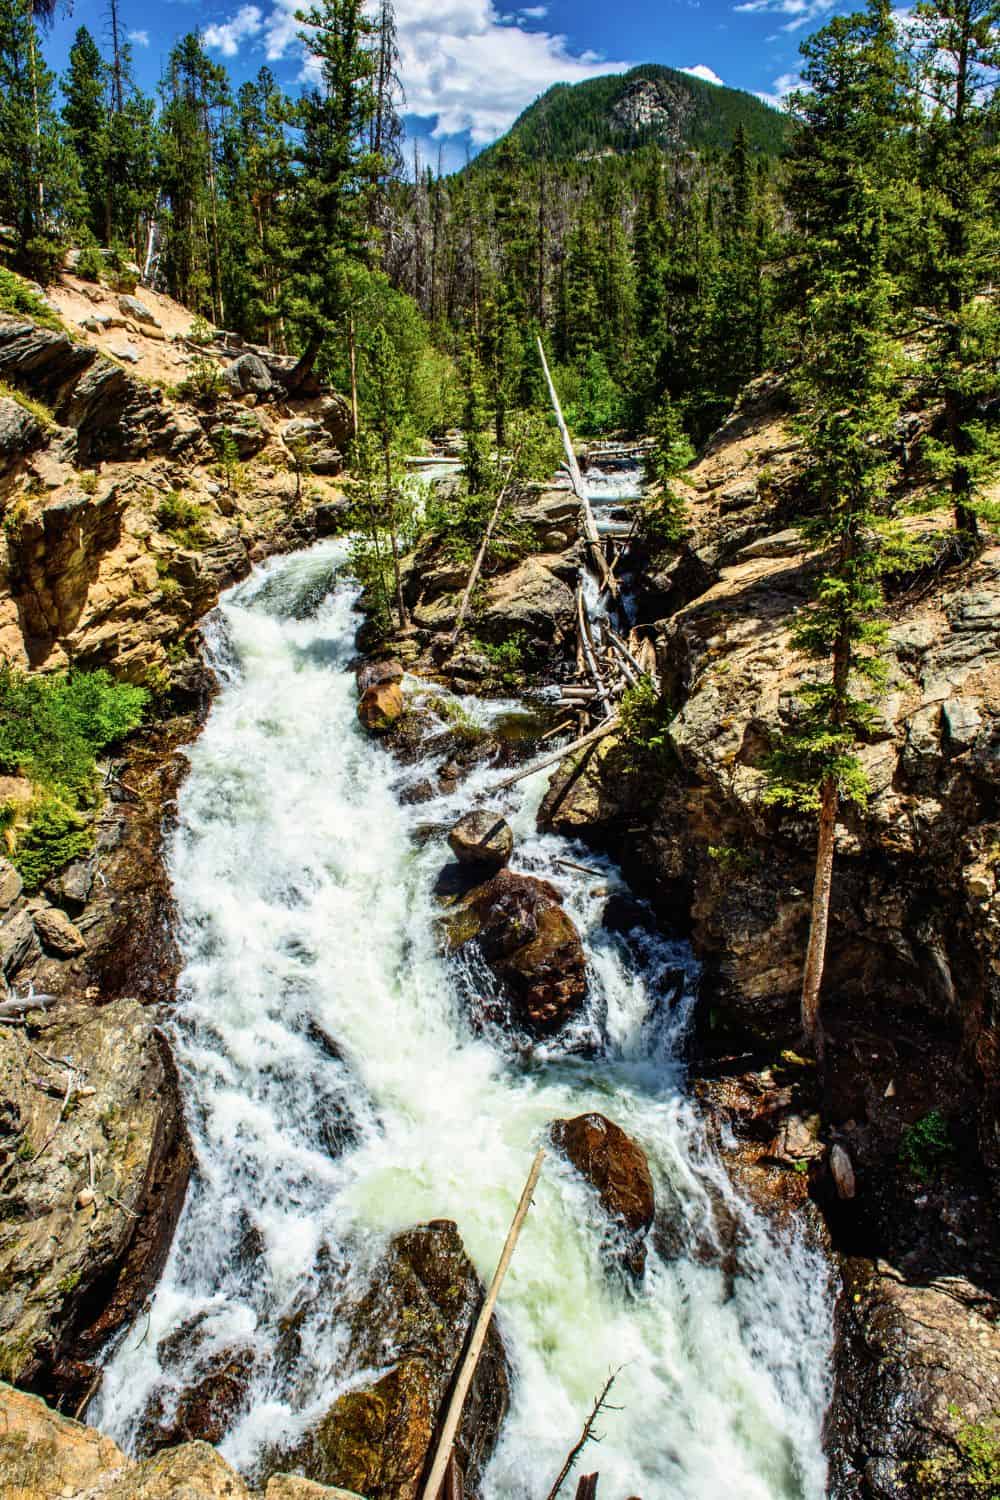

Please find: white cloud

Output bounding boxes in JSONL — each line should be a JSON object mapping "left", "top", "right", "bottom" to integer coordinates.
{"left": 203, "top": 4, "right": 264, "bottom": 58}
{"left": 129, "top": 29, "right": 150, "bottom": 47}
{"left": 681, "top": 63, "right": 725, "bottom": 84}
{"left": 246, "top": 0, "right": 632, "bottom": 144}
{"left": 734, "top": 0, "right": 836, "bottom": 33}
{"left": 755, "top": 69, "right": 802, "bottom": 106}
{"left": 519, "top": 5, "right": 548, "bottom": 16}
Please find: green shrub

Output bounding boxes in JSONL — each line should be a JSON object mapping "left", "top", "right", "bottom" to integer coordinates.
{"left": 213, "top": 427, "right": 241, "bottom": 493}
{"left": 21, "top": 236, "right": 65, "bottom": 288}
{"left": 474, "top": 632, "right": 529, "bottom": 686}
{"left": 177, "top": 355, "right": 224, "bottom": 408}
{"left": 187, "top": 314, "right": 215, "bottom": 345}
{"left": 12, "top": 796, "right": 91, "bottom": 891}
{"left": 0, "top": 663, "right": 147, "bottom": 800}
{"left": 899, "top": 1109, "right": 954, "bottom": 1180}
{"left": 156, "top": 491, "right": 210, "bottom": 548}
{"left": 75, "top": 245, "right": 105, "bottom": 283}
{"left": 0, "top": 378, "right": 55, "bottom": 428}
{"left": 0, "top": 265, "right": 63, "bottom": 331}
{"left": 0, "top": 665, "right": 146, "bottom": 890}
{"left": 617, "top": 675, "right": 676, "bottom": 776}
{"left": 104, "top": 242, "right": 137, "bottom": 294}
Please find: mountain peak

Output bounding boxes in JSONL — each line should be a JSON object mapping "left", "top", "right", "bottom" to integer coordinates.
{"left": 476, "top": 64, "right": 789, "bottom": 166}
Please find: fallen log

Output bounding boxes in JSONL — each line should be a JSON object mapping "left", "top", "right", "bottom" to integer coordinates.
{"left": 576, "top": 583, "right": 614, "bottom": 720}
{"left": 537, "top": 338, "right": 617, "bottom": 599}
{"left": 0, "top": 993, "right": 57, "bottom": 1019}
{"left": 421, "top": 1150, "right": 546, "bottom": 1500}
{"left": 494, "top": 715, "right": 620, "bottom": 791}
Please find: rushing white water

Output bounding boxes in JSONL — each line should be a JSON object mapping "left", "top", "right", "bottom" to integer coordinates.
{"left": 93, "top": 538, "right": 832, "bottom": 1499}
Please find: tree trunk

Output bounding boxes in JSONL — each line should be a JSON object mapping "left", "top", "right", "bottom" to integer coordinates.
{"left": 284, "top": 332, "right": 323, "bottom": 396}
{"left": 801, "top": 774, "right": 836, "bottom": 1063}
{"left": 384, "top": 442, "right": 408, "bottom": 630}
{"left": 348, "top": 318, "right": 360, "bottom": 438}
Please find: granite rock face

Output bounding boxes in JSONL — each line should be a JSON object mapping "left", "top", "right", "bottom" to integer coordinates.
{"left": 0, "top": 1000, "right": 192, "bottom": 1403}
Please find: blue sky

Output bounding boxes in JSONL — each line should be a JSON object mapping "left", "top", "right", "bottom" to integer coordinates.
{"left": 37, "top": 0, "right": 831, "bottom": 169}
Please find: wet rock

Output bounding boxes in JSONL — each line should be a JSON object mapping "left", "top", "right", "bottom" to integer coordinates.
{"left": 358, "top": 680, "right": 403, "bottom": 733}
{"left": 355, "top": 657, "right": 403, "bottom": 695}
{"left": 448, "top": 809, "right": 514, "bottom": 871}
{"left": 143, "top": 1342, "right": 256, "bottom": 1449}
{"left": 551, "top": 1113, "right": 655, "bottom": 1275}
{"left": 828, "top": 1260, "right": 1000, "bottom": 1499}
{"left": 443, "top": 868, "right": 588, "bottom": 1036}
{"left": 0, "top": 999, "right": 192, "bottom": 1398}
{"left": 33, "top": 904, "right": 86, "bottom": 956}
{"left": 274, "top": 1220, "right": 509, "bottom": 1500}
{"left": 601, "top": 893, "right": 653, "bottom": 935}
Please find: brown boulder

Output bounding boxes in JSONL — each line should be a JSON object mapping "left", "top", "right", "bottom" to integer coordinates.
{"left": 443, "top": 869, "right": 587, "bottom": 1036}
{"left": 550, "top": 1113, "right": 655, "bottom": 1275}
{"left": 273, "top": 1221, "right": 508, "bottom": 1500}
{"left": 448, "top": 809, "right": 514, "bottom": 871}
{"left": 357, "top": 680, "right": 403, "bottom": 733}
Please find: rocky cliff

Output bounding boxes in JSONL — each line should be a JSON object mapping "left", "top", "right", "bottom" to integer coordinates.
{"left": 532, "top": 378, "right": 1000, "bottom": 1497}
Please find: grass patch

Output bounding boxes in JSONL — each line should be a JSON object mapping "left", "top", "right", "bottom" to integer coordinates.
{"left": 0, "top": 664, "right": 147, "bottom": 890}
{"left": 0, "top": 265, "right": 63, "bottom": 332}
{"left": 0, "top": 378, "right": 55, "bottom": 428}
{"left": 156, "top": 491, "right": 211, "bottom": 548}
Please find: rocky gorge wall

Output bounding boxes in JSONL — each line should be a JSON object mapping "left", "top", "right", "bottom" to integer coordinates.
{"left": 0, "top": 272, "right": 998, "bottom": 1497}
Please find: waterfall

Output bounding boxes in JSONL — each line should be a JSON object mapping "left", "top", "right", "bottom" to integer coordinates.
{"left": 92, "top": 537, "right": 832, "bottom": 1499}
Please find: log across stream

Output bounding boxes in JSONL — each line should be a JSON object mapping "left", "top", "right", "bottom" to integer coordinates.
{"left": 91, "top": 539, "right": 833, "bottom": 1499}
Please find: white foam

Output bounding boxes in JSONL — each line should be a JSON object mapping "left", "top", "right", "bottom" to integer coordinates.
{"left": 93, "top": 538, "right": 832, "bottom": 1498}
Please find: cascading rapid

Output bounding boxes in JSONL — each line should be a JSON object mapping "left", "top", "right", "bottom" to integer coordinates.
{"left": 92, "top": 537, "right": 832, "bottom": 1499}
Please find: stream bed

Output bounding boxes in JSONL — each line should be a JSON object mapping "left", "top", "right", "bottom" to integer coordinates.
{"left": 92, "top": 538, "right": 833, "bottom": 1499}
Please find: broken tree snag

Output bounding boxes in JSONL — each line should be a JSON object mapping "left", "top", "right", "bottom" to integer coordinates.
{"left": 421, "top": 1149, "right": 546, "bottom": 1500}
{"left": 493, "top": 715, "right": 620, "bottom": 791}
{"left": 545, "top": 1369, "right": 623, "bottom": 1500}
{"left": 536, "top": 337, "right": 617, "bottom": 599}
{"left": 449, "top": 451, "right": 519, "bottom": 646}
{"left": 575, "top": 1478, "right": 599, "bottom": 1500}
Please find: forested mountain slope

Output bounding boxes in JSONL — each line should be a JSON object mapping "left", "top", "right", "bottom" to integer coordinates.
{"left": 473, "top": 64, "right": 790, "bottom": 166}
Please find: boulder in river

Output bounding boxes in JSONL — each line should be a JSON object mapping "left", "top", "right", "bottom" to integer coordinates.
{"left": 356, "top": 658, "right": 404, "bottom": 734}
{"left": 550, "top": 1112, "right": 655, "bottom": 1276}
{"left": 443, "top": 869, "right": 588, "bottom": 1037}
{"left": 448, "top": 809, "right": 514, "bottom": 871}
{"left": 271, "top": 1220, "right": 509, "bottom": 1500}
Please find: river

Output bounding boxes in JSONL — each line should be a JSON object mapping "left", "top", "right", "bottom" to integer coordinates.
{"left": 92, "top": 536, "right": 833, "bottom": 1499}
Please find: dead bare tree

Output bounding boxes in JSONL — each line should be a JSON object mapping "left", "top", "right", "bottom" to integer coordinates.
{"left": 544, "top": 1368, "right": 624, "bottom": 1500}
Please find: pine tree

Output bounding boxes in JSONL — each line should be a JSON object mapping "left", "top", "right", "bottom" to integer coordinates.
{"left": 62, "top": 27, "right": 106, "bottom": 243}
{"left": 0, "top": 0, "right": 77, "bottom": 278}
{"left": 285, "top": 0, "right": 381, "bottom": 388}
{"left": 910, "top": 0, "right": 1000, "bottom": 538}
{"left": 643, "top": 395, "right": 695, "bottom": 542}
{"left": 158, "top": 35, "right": 230, "bottom": 317}
{"left": 766, "top": 0, "right": 918, "bottom": 1060}
{"left": 363, "top": 320, "right": 409, "bottom": 628}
